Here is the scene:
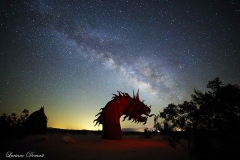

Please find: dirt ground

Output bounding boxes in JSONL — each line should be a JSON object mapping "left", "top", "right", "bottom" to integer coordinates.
{"left": 2, "top": 133, "right": 188, "bottom": 160}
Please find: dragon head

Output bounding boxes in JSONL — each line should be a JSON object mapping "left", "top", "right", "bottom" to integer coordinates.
{"left": 122, "top": 90, "right": 152, "bottom": 125}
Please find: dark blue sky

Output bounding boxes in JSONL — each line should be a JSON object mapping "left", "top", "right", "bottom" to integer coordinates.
{"left": 0, "top": 0, "right": 240, "bottom": 130}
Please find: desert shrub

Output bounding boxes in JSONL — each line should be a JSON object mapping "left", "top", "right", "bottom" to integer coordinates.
{"left": 143, "top": 128, "right": 151, "bottom": 138}
{"left": 0, "top": 109, "right": 29, "bottom": 140}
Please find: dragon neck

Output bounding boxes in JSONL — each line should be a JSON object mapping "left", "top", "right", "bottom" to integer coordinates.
{"left": 103, "top": 97, "right": 132, "bottom": 124}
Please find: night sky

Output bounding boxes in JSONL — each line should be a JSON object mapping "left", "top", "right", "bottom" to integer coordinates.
{"left": 1, "top": 0, "right": 240, "bottom": 131}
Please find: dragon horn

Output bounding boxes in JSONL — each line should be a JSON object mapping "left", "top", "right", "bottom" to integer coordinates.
{"left": 136, "top": 89, "right": 139, "bottom": 101}
{"left": 133, "top": 89, "right": 135, "bottom": 99}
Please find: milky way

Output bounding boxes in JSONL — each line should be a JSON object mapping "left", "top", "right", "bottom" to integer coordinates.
{"left": 1, "top": 0, "right": 240, "bottom": 130}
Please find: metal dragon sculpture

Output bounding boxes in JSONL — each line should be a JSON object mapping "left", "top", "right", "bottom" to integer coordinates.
{"left": 94, "top": 90, "right": 153, "bottom": 140}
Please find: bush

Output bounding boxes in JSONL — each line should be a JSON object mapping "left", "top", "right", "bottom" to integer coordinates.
{"left": 0, "top": 109, "right": 29, "bottom": 140}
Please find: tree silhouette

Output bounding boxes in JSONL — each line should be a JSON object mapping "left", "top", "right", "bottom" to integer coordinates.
{"left": 0, "top": 109, "right": 29, "bottom": 140}
{"left": 156, "top": 78, "right": 240, "bottom": 159}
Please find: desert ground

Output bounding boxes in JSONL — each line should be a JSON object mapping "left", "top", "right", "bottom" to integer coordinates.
{"left": 2, "top": 133, "right": 188, "bottom": 160}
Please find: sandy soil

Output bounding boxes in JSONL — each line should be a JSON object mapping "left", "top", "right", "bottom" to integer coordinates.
{"left": 2, "top": 133, "right": 188, "bottom": 160}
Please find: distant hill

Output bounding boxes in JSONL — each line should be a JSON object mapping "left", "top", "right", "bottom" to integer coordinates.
{"left": 122, "top": 127, "right": 155, "bottom": 132}
{"left": 47, "top": 127, "right": 156, "bottom": 135}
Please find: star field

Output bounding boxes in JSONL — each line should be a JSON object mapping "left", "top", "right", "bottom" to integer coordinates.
{"left": 1, "top": 0, "right": 240, "bottom": 130}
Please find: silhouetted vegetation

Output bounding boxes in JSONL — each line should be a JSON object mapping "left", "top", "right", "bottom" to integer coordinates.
{"left": 155, "top": 78, "right": 240, "bottom": 160}
{"left": 1, "top": 107, "right": 48, "bottom": 141}
{"left": 0, "top": 109, "right": 29, "bottom": 141}
{"left": 143, "top": 128, "right": 152, "bottom": 138}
